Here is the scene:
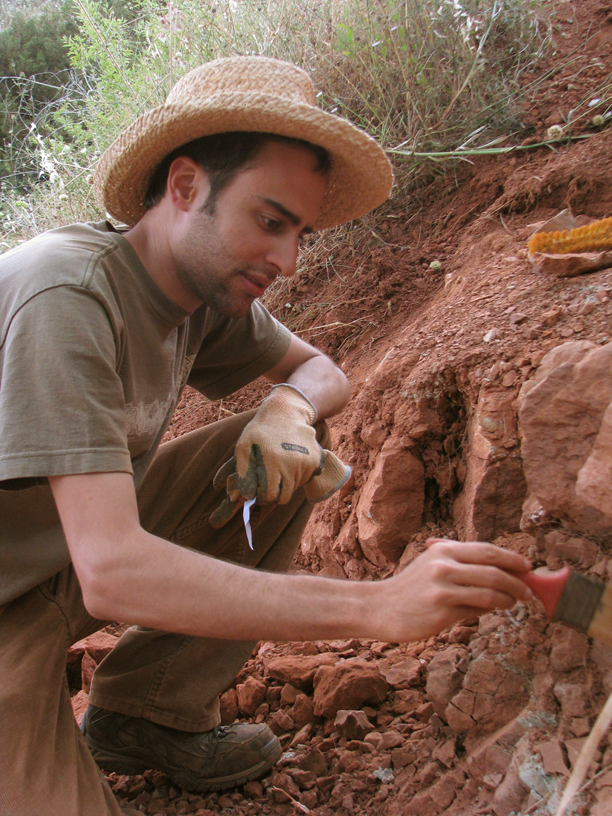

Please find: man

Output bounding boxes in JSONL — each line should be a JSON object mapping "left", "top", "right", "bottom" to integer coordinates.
{"left": 0, "top": 56, "right": 532, "bottom": 815}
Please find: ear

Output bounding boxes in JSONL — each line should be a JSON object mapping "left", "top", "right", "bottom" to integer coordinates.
{"left": 166, "top": 157, "right": 210, "bottom": 212}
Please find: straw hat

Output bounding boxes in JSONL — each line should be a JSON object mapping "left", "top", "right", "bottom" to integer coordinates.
{"left": 94, "top": 56, "right": 393, "bottom": 230}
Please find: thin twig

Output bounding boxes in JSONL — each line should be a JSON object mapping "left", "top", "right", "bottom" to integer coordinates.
{"left": 554, "top": 688, "right": 612, "bottom": 816}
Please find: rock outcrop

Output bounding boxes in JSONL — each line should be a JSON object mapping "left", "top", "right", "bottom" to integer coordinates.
{"left": 519, "top": 340, "right": 612, "bottom": 539}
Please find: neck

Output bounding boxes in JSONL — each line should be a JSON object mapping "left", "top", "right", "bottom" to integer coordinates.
{"left": 124, "top": 208, "right": 201, "bottom": 313}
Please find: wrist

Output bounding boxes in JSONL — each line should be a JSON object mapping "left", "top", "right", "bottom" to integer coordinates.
{"left": 268, "top": 383, "right": 318, "bottom": 424}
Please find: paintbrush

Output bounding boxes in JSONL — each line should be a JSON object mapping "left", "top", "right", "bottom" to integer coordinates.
{"left": 512, "top": 567, "right": 612, "bottom": 647}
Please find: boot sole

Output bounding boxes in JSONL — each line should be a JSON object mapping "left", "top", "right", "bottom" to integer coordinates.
{"left": 85, "top": 735, "right": 282, "bottom": 792}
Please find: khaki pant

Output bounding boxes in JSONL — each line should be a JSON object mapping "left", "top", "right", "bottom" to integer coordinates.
{"left": 0, "top": 412, "right": 322, "bottom": 816}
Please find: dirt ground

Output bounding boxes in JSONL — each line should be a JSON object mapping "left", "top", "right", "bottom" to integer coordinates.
{"left": 70, "top": 1, "right": 612, "bottom": 813}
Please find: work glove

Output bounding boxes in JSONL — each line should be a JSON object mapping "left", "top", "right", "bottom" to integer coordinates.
{"left": 209, "top": 384, "right": 351, "bottom": 529}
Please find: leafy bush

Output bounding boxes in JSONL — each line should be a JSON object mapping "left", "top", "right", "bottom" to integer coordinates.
{"left": 1, "top": 0, "right": 551, "bottom": 244}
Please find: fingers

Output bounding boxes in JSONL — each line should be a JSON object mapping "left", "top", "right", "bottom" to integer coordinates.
{"left": 212, "top": 456, "right": 236, "bottom": 490}
{"left": 304, "top": 449, "right": 351, "bottom": 503}
{"left": 425, "top": 537, "right": 531, "bottom": 573}
{"left": 420, "top": 542, "right": 533, "bottom": 605}
{"left": 208, "top": 495, "right": 244, "bottom": 529}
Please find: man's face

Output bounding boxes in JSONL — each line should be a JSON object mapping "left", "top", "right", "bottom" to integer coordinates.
{"left": 171, "top": 141, "right": 327, "bottom": 318}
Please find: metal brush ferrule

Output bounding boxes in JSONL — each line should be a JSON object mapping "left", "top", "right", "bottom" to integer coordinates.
{"left": 552, "top": 571, "right": 606, "bottom": 632}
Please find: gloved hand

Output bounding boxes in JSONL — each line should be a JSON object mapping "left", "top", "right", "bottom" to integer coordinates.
{"left": 209, "top": 384, "right": 351, "bottom": 529}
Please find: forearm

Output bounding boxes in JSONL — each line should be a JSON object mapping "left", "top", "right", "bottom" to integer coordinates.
{"left": 84, "top": 525, "right": 375, "bottom": 641}
{"left": 81, "top": 529, "right": 534, "bottom": 645}
{"left": 265, "top": 335, "right": 350, "bottom": 421}
{"left": 284, "top": 354, "right": 350, "bottom": 420}
{"left": 51, "top": 472, "right": 533, "bottom": 645}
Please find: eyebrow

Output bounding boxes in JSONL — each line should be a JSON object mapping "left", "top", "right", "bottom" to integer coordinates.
{"left": 260, "top": 197, "right": 315, "bottom": 234}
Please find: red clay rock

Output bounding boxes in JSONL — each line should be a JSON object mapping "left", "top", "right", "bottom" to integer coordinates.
{"left": 577, "top": 399, "right": 612, "bottom": 521}
{"left": 68, "top": 631, "right": 120, "bottom": 664}
{"left": 236, "top": 676, "right": 267, "bottom": 716}
{"left": 266, "top": 653, "right": 337, "bottom": 691}
{"left": 70, "top": 689, "right": 88, "bottom": 726}
{"left": 565, "top": 736, "right": 591, "bottom": 767}
{"left": 270, "top": 771, "right": 300, "bottom": 799}
{"left": 544, "top": 531, "right": 599, "bottom": 566}
{"left": 450, "top": 652, "right": 529, "bottom": 734}
{"left": 355, "top": 437, "right": 424, "bottom": 566}
{"left": 378, "top": 657, "right": 421, "bottom": 688}
{"left": 454, "top": 387, "right": 526, "bottom": 541}
{"left": 81, "top": 651, "right": 97, "bottom": 695}
{"left": 296, "top": 745, "right": 328, "bottom": 776}
{"left": 313, "top": 659, "right": 388, "bottom": 718}
{"left": 537, "top": 740, "right": 569, "bottom": 775}
{"left": 219, "top": 688, "right": 238, "bottom": 725}
{"left": 592, "top": 642, "right": 612, "bottom": 695}
{"left": 519, "top": 340, "right": 612, "bottom": 537}
{"left": 466, "top": 712, "right": 527, "bottom": 779}
{"left": 279, "top": 683, "right": 300, "bottom": 706}
{"left": 550, "top": 626, "right": 589, "bottom": 671}
{"left": 267, "top": 709, "right": 294, "bottom": 735}
{"left": 425, "top": 645, "right": 470, "bottom": 719}
{"left": 433, "top": 736, "right": 456, "bottom": 768}
{"left": 554, "top": 679, "right": 589, "bottom": 718}
{"left": 491, "top": 754, "right": 529, "bottom": 816}
{"left": 285, "top": 767, "right": 316, "bottom": 790}
{"left": 291, "top": 693, "right": 315, "bottom": 728}
{"left": 334, "top": 709, "right": 375, "bottom": 740}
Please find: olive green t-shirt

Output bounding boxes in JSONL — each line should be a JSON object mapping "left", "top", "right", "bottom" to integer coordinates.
{"left": 0, "top": 221, "right": 291, "bottom": 604}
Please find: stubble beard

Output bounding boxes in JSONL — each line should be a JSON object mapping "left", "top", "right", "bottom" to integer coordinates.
{"left": 176, "top": 262, "right": 253, "bottom": 318}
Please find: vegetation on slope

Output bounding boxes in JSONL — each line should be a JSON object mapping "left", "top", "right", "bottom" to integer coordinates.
{"left": 1, "top": 0, "right": 551, "bottom": 246}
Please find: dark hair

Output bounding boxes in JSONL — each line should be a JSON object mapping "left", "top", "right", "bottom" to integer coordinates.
{"left": 144, "top": 132, "right": 331, "bottom": 213}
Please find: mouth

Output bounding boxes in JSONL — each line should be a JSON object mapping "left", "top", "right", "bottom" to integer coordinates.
{"left": 240, "top": 271, "right": 274, "bottom": 298}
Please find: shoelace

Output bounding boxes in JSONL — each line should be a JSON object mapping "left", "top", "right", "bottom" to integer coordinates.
{"left": 213, "top": 725, "right": 230, "bottom": 740}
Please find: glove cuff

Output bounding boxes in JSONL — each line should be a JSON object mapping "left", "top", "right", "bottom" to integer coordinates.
{"left": 268, "top": 383, "right": 318, "bottom": 424}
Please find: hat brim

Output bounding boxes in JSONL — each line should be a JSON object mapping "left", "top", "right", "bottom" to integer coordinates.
{"left": 94, "top": 93, "right": 393, "bottom": 230}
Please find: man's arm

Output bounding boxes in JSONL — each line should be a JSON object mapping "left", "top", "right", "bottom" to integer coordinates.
{"left": 49, "top": 471, "right": 532, "bottom": 642}
{"left": 264, "top": 333, "right": 350, "bottom": 420}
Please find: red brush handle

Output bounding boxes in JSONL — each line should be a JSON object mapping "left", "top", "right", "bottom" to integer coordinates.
{"left": 510, "top": 567, "right": 572, "bottom": 618}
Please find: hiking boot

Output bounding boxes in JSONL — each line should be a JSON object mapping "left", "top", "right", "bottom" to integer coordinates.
{"left": 81, "top": 705, "right": 281, "bottom": 792}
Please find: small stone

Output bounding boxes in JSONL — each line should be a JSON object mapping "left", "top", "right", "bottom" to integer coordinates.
{"left": 237, "top": 677, "right": 267, "bottom": 717}
{"left": 219, "top": 689, "right": 239, "bottom": 725}
{"left": 299, "top": 790, "right": 318, "bottom": 809}
{"left": 290, "top": 723, "right": 314, "bottom": 748}
{"left": 379, "top": 657, "right": 421, "bottom": 688}
{"left": 313, "top": 660, "right": 388, "bottom": 718}
{"left": 243, "top": 780, "right": 264, "bottom": 798}
{"left": 334, "top": 709, "right": 375, "bottom": 741}
{"left": 554, "top": 679, "right": 588, "bottom": 717}
{"left": 537, "top": 740, "right": 569, "bottom": 775}
{"left": 280, "top": 684, "right": 300, "bottom": 706}
{"left": 551, "top": 628, "right": 589, "bottom": 672}
{"left": 267, "top": 709, "right": 295, "bottom": 735}
{"left": 509, "top": 312, "right": 528, "bottom": 325}
{"left": 373, "top": 767, "right": 395, "bottom": 784}
{"left": 565, "top": 737, "right": 595, "bottom": 767}
{"left": 291, "top": 693, "right": 315, "bottom": 728}
{"left": 297, "top": 746, "right": 328, "bottom": 777}
{"left": 81, "top": 652, "right": 97, "bottom": 695}
{"left": 483, "top": 329, "right": 497, "bottom": 342}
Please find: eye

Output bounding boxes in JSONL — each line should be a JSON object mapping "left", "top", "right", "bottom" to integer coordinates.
{"left": 260, "top": 214, "right": 282, "bottom": 232}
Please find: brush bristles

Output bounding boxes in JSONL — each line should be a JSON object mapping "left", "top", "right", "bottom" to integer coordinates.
{"left": 528, "top": 216, "right": 612, "bottom": 256}
{"left": 553, "top": 571, "right": 606, "bottom": 633}
{"left": 588, "top": 584, "right": 612, "bottom": 646}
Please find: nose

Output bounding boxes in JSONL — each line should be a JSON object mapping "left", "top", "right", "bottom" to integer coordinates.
{"left": 265, "top": 235, "right": 299, "bottom": 278}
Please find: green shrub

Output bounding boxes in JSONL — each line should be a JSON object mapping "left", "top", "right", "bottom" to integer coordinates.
{"left": 1, "top": 0, "right": 551, "bottom": 244}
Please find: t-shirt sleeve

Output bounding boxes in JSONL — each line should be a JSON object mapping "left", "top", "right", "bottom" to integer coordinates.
{"left": 0, "top": 286, "right": 132, "bottom": 483}
{"left": 186, "top": 301, "right": 293, "bottom": 399}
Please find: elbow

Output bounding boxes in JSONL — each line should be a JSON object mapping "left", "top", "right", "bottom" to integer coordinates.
{"left": 75, "top": 555, "right": 129, "bottom": 622}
